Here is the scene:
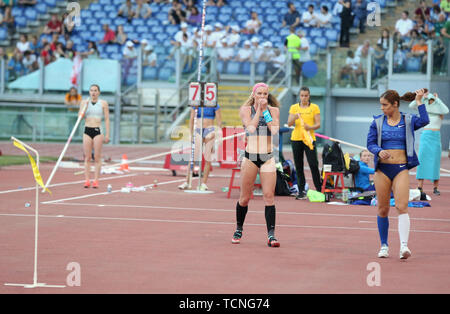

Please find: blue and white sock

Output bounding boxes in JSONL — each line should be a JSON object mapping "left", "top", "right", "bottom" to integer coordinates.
{"left": 398, "top": 213, "right": 410, "bottom": 248}
{"left": 377, "top": 216, "right": 389, "bottom": 246}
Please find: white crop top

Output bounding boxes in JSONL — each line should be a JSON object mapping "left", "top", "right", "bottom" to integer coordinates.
{"left": 85, "top": 99, "right": 104, "bottom": 119}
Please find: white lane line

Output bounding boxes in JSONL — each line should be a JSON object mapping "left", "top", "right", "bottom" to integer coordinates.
{"left": 1, "top": 213, "right": 450, "bottom": 235}
{"left": 0, "top": 173, "right": 139, "bottom": 194}
{"left": 41, "top": 202, "right": 450, "bottom": 223}
{"left": 41, "top": 178, "right": 186, "bottom": 204}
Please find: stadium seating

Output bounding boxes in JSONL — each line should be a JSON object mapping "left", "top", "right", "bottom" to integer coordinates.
{"left": 2, "top": 0, "right": 425, "bottom": 85}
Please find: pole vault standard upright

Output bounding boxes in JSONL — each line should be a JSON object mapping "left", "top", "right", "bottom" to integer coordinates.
{"left": 186, "top": 0, "right": 213, "bottom": 193}
{"left": 186, "top": 82, "right": 217, "bottom": 193}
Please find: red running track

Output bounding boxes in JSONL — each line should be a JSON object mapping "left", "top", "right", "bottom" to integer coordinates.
{"left": 0, "top": 146, "right": 450, "bottom": 294}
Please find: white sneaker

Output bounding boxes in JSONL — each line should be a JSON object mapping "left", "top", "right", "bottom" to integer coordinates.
{"left": 400, "top": 246, "right": 411, "bottom": 260}
{"left": 378, "top": 244, "right": 389, "bottom": 258}
{"left": 178, "top": 182, "right": 191, "bottom": 190}
{"left": 199, "top": 183, "right": 208, "bottom": 191}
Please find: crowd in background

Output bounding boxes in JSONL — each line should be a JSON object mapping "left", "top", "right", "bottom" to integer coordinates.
{"left": 1, "top": 0, "right": 449, "bottom": 83}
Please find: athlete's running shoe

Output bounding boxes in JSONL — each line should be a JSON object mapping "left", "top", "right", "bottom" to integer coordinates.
{"left": 231, "top": 230, "right": 242, "bottom": 244}
{"left": 400, "top": 246, "right": 411, "bottom": 259}
{"left": 84, "top": 180, "right": 90, "bottom": 188}
{"left": 267, "top": 235, "right": 280, "bottom": 247}
{"left": 378, "top": 244, "right": 389, "bottom": 258}
{"left": 92, "top": 180, "right": 99, "bottom": 189}
{"left": 178, "top": 182, "right": 191, "bottom": 190}
{"left": 199, "top": 183, "right": 208, "bottom": 191}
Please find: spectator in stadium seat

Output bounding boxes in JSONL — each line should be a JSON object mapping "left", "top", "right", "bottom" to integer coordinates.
{"left": 243, "top": 11, "right": 262, "bottom": 34}
{"left": 49, "top": 33, "right": 60, "bottom": 52}
{"left": 393, "top": 42, "right": 407, "bottom": 73}
{"left": 217, "top": 38, "right": 234, "bottom": 61}
{"left": 430, "top": 5, "right": 446, "bottom": 24}
{"left": 1, "top": 6, "right": 15, "bottom": 36}
{"left": 114, "top": 25, "right": 128, "bottom": 45}
{"left": 187, "top": 6, "right": 201, "bottom": 26}
{"left": 413, "top": 14, "right": 431, "bottom": 39}
{"left": 40, "top": 42, "right": 53, "bottom": 65}
{"left": 394, "top": 11, "right": 414, "bottom": 38}
{"left": 406, "top": 29, "right": 421, "bottom": 50}
{"left": 206, "top": 0, "right": 216, "bottom": 6}
{"left": 316, "top": 5, "right": 332, "bottom": 28}
{"left": 282, "top": 2, "right": 301, "bottom": 28}
{"left": 53, "top": 42, "right": 67, "bottom": 60}
{"left": 377, "top": 28, "right": 390, "bottom": 51}
{"left": 168, "top": 0, "right": 187, "bottom": 25}
{"left": 143, "top": 44, "right": 157, "bottom": 67}
{"left": 22, "top": 50, "right": 38, "bottom": 73}
{"left": 259, "top": 41, "right": 274, "bottom": 62}
{"left": 408, "top": 37, "right": 428, "bottom": 72}
{"left": 298, "top": 29, "right": 311, "bottom": 66}
{"left": 235, "top": 40, "right": 252, "bottom": 62}
{"left": 62, "top": 12, "right": 75, "bottom": 37}
{"left": 179, "top": 32, "right": 195, "bottom": 72}
{"left": 81, "top": 41, "right": 100, "bottom": 59}
{"left": 301, "top": 4, "right": 317, "bottom": 28}
{"left": 28, "top": 35, "right": 38, "bottom": 55}
{"left": 373, "top": 43, "right": 387, "bottom": 78}
{"left": 355, "top": 40, "right": 373, "bottom": 85}
{"left": 65, "top": 39, "right": 76, "bottom": 59}
{"left": 44, "top": 13, "right": 63, "bottom": 35}
{"left": 135, "top": 0, "right": 152, "bottom": 19}
{"left": 122, "top": 40, "right": 137, "bottom": 81}
{"left": 7, "top": 51, "right": 25, "bottom": 81}
{"left": 415, "top": 0, "right": 431, "bottom": 20}
{"left": 227, "top": 25, "right": 241, "bottom": 48}
{"left": 353, "top": 0, "right": 367, "bottom": 34}
{"left": 204, "top": 25, "right": 216, "bottom": 58}
{"left": 16, "top": 34, "right": 31, "bottom": 54}
{"left": 172, "top": 22, "right": 191, "bottom": 44}
{"left": 250, "top": 37, "right": 263, "bottom": 61}
{"left": 99, "top": 24, "right": 116, "bottom": 45}
{"left": 355, "top": 39, "right": 374, "bottom": 59}
{"left": 118, "top": 0, "right": 135, "bottom": 23}
{"left": 266, "top": 48, "right": 285, "bottom": 80}
{"left": 212, "top": 22, "right": 226, "bottom": 47}
{"left": 338, "top": 50, "right": 363, "bottom": 87}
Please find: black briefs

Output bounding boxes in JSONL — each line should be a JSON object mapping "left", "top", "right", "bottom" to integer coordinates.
{"left": 84, "top": 127, "right": 101, "bottom": 139}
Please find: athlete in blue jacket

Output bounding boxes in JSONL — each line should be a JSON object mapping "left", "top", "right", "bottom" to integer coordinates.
{"left": 367, "top": 88, "right": 429, "bottom": 260}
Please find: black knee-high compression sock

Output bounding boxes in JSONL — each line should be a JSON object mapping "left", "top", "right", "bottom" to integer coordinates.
{"left": 265, "top": 205, "right": 276, "bottom": 237}
{"left": 236, "top": 201, "right": 248, "bottom": 231}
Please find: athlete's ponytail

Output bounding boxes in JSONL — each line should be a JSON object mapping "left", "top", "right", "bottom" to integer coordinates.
{"left": 380, "top": 89, "right": 427, "bottom": 107}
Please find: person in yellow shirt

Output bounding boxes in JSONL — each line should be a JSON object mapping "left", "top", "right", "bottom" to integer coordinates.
{"left": 64, "top": 86, "right": 81, "bottom": 137}
{"left": 287, "top": 86, "right": 322, "bottom": 199}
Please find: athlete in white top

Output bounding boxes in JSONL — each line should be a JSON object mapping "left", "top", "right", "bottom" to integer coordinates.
{"left": 79, "top": 84, "right": 110, "bottom": 188}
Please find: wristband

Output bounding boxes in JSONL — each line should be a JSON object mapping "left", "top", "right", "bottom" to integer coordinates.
{"left": 263, "top": 110, "right": 272, "bottom": 123}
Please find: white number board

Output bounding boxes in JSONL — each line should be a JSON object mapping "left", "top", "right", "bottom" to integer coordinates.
{"left": 204, "top": 83, "right": 217, "bottom": 107}
{"left": 189, "top": 82, "right": 201, "bottom": 107}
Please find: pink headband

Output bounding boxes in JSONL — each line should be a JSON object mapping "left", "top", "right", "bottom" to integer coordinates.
{"left": 252, "top": 82, "right": 268, "bottom": 95}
